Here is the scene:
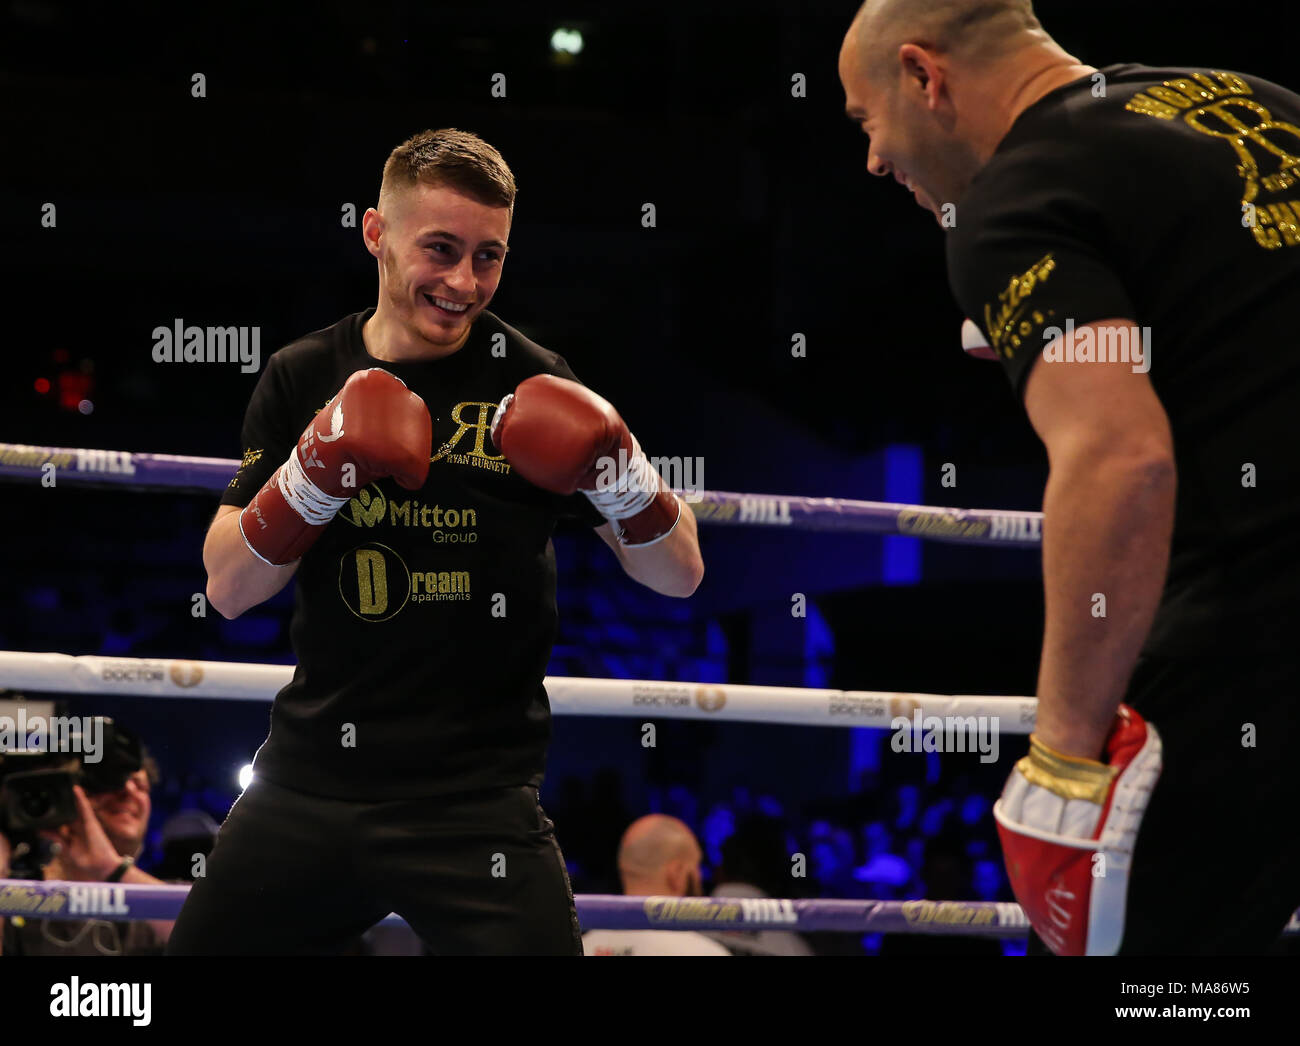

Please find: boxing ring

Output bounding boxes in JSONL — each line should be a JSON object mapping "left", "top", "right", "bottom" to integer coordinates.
{"left": 3, "top": 442, "right": 1294, "bottom": 946}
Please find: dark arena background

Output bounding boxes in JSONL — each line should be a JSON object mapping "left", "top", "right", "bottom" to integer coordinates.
{"left": 1, "top": 0, "right": 1296, "bottom": 983}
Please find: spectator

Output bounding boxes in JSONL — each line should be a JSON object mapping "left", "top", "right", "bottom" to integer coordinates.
{"left": 153, "top": 810, "right": 220, "bottom": 882}
{"left": 1, "top": 721, "right": 174, "bottom": 956}
{"left": 707, "top": 815, "right": 813, "bottom": 956}
{"left": 582, "top": 814, "right": 729, "bottom": 956}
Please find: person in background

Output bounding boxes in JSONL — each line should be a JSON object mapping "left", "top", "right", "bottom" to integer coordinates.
{"left": 707, "top": 815, "right": 813, "bottom": 956}
{"left": 582, "top": 814, "right": 729, "bottom": 956}
{"left": 1, "top": 723, "right": 174, "bottom": 956}
{"left": 153, "top": 809, "right": 220, "bottom": 881}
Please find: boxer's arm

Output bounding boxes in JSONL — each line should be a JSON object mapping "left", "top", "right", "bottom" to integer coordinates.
{"left": 1024, "top": 320, "right": 1176, "bottom": 760}
{"left": 594, "top": 501, "right": 703, "bottom": 598}
{"left": 204, "top": 505, "right": 300, "bottom": 619}
{"left": 210, "top": 354, "right": 300, "bottom": 619}
{"left": 207, "top": 370, "right": 428, "bottom": 617}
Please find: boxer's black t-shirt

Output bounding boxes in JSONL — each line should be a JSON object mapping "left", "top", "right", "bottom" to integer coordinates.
{"left": 948, "top": 65, "right": 1300, "bottom": 657}
{"left": 220, "top": 308, "right": 605, "bottom": 799}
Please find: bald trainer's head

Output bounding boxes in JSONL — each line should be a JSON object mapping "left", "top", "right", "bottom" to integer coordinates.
{"left": 617, "top": 814, "right": 706, "bottom": 897}
{"left": 838, "top": 0, "right": 1097, "bottom": 224}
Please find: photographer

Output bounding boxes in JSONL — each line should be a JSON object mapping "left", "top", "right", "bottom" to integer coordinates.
{"left": 0, "top": 721, "right": 175, "bottom": 956}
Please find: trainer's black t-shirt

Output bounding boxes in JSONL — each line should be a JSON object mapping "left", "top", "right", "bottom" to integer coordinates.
{"left": 220, "top": 308, "right": 605, "bottom": 799}
{"left": 948, "top": 65, "right": 1300, "bottom": 657}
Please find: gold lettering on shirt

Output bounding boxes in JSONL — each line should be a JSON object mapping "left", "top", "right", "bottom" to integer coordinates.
{"left": 430, "top": 401, "right": 512, "bottom": 474}
{"left": 1125, "top": 70, "right": 1252, "bottom": 119}
{"left": 228, "top": 447, "right": 264, "bottom": 489}
{"left": 409, "top": 570, "right": 472, "bottom": 602}
{"left": 1127, "top": 71, "right": 1300, "bottom": 248}
{"left": 1185, "top": 99, "right": 1300, "bottom": 200}
{"left": 355, "top": 548, "right": 388, "bottom": 615}
{"left": 1255, "top": 201, "right": 1300, "bottom": 248}
{"left": 981, "top": 254, "right": 1057, "bottom": 360}
{"left": 338, "top": 544, "right": 472, "bottom": 619}
{"left": 338, "top": 543, "right": 411, "bottom": 622}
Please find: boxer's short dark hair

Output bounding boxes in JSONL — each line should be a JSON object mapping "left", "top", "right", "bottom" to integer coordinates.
{"left": 380, "top": 128, "right": 516, "bottom": 219}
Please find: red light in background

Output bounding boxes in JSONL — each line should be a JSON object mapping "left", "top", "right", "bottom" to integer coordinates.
{"left": 57, "top": 371, "right": 93, "bottom": 411}
{"left": 34, "top": 377, "right": 51, "bottom": 394}
{"left": 53, "top": 349, "right": 69, "bottom": 364}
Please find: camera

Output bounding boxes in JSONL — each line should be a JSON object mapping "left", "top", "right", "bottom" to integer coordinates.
{"left": 0, "top": 718, "right": 146, "bottom": 879}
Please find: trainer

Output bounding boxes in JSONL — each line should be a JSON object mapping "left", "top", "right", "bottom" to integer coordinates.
{"left": 168, "top": 128, "right": 704, "bottom": 955}
{"left": 839, "top": 1, "right": 1300, "bottom": 953}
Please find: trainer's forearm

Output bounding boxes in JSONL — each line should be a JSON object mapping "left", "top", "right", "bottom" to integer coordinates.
{"left": 616, "top": 498, "right": 704, "bottom": 597}
{"left": 120, "top": 865, "right": 175, "bottom": 945}
{"left": 1034, "top": 452, "right": 1175, "bottom": 759}
{"left": 203, "top": 508, "right": 299, "bottom": 619}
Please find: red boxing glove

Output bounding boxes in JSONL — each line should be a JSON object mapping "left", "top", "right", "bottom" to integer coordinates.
{"left": 240, "top": 368, "right": 432, "bottom": 565}
{"left": 490, "top": 374, "right": 681, "bottom": 546}
{"left": 992, "top": 705, "right": 1163, "bottom": 955}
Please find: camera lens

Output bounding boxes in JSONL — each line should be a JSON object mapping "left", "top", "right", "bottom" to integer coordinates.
{"left": 19, "top": 784, "right": 54, "bottom": 819}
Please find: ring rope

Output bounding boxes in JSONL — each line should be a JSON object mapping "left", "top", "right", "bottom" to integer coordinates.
{"left": 4, "top": 880, "right": 1296, "bottom": 937}
{"left": 0, "top": 442, "right": 1043, "bottom": 547}
{"left": 0, "top": 879, "right": 1030, "bottom": 935}
{"left": 0, "top": 651, "right": 1038, "bottom": 732}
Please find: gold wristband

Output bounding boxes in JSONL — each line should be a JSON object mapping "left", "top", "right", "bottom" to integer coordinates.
{"left": 1016, "top": 734, "right": 1116, "bottom": 805}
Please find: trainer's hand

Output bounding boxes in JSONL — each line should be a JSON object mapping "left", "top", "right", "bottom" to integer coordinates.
{"left": 40, "top": 785, "right": 123, "bottom": 882}
{"left": 490, "top": 374, "right": 681, "bottom": 546}
{"left": 240, "top": 369, "right": 432, "bottom": 565}
{"left": 993, "top": 705, "right": 1162, "bottom": 955}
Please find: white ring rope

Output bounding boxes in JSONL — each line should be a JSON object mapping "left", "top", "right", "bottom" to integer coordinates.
{"left": 0, "top": 651, "right": 1038, "bottom": 732}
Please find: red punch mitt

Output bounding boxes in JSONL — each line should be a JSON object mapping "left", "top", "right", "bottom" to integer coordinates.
{"left": 993, "top": 705, "right": 1162, "bottom": 955}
